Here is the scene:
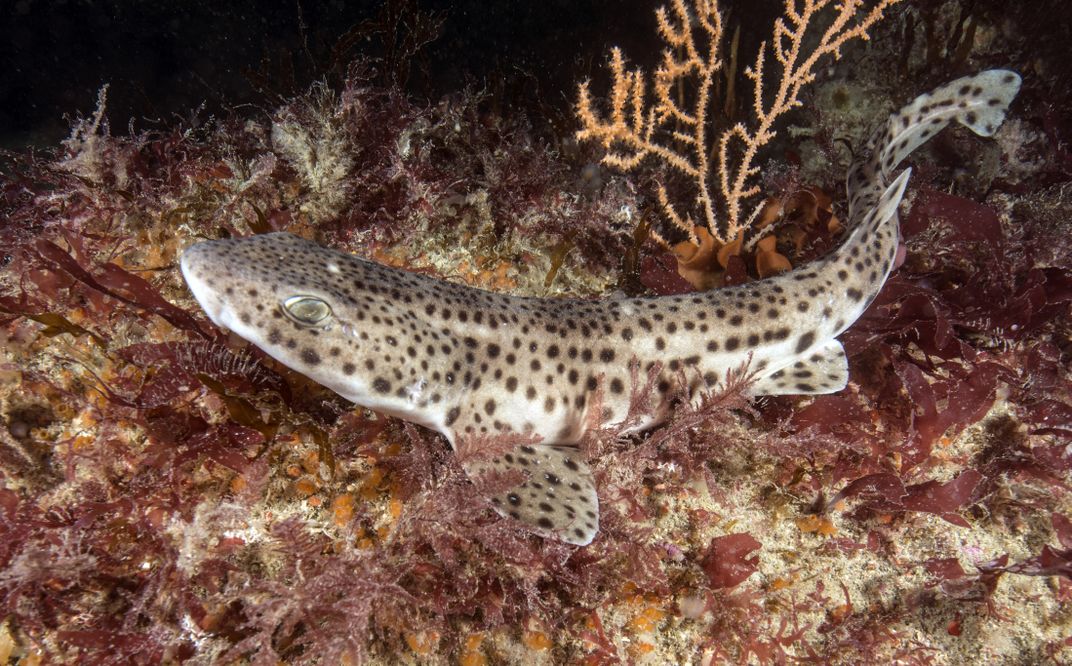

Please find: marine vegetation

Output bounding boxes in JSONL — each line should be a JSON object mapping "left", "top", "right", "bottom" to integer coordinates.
{"left": 1, "top": 0, "right": 1071, "bottom": 663}
{"left": 179, "top": 62, "right": 1019, "bottom": 552}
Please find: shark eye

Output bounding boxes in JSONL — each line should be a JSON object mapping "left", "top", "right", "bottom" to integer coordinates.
{"left": 282, "top": 296, "right": 332, "bottom": 326}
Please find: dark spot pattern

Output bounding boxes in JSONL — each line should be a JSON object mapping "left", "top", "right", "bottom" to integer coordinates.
{"left": 180, "top": 70, "right": 1019, "bottom": 544}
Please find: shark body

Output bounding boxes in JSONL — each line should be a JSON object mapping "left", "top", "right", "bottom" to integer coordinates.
{"left": 181, "top": 71, "right": 1020, "bottom": 545}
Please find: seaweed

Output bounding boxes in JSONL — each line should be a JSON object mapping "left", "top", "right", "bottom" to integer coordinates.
{"left": 1, "top": 25, "right": 1070, "bottom": 661}
{"left": 702, "top": 533, "right": 761, "bottom": 589}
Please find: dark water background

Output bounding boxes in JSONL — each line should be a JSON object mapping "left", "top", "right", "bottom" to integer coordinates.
{"left": 0, "top": 0, "right": 796, "bottom": 149}
{"left": 2, "top": 1, "right": 1068, "bottom": 150}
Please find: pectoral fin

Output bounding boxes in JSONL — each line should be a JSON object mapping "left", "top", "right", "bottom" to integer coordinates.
{"left": 464, "top": 443, "right": 600, "bottom": 546}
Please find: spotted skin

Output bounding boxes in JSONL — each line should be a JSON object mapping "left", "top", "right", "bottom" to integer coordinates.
{"left": 181, "top": 71, "right": 1020, "bottom": 545}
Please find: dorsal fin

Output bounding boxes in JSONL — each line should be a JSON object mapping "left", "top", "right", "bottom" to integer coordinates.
{"left": 463, "top": 444, "right": 599, "bottom": 546}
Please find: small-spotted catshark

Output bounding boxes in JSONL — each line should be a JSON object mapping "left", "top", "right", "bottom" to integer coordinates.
{"left": 181, "top": 71, "right": 1020, "bottom": 545}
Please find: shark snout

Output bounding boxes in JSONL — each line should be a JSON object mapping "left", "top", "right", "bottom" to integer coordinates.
{"left": 180, "top": 241, "right": 230, "bottom": 328}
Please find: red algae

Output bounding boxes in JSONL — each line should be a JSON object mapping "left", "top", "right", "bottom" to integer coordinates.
{"left": 1, "top": 8, "right": 1071, "bottom": 666}
{"left": 702, "top": 533, "right": 762, "bottom": 589}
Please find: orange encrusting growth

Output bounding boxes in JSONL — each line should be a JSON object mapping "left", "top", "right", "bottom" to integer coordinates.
{"left": 522, "top": 626, "right": 553, "bottom": 651}
{"left": 459, "top": 633, "right": 487, "bottom": 666}
{"left": 796, "top": 514, "right": 839, "bottom": 536}
{"left": 661, "top": 185, "right": 840, "bottom": 288}
{"left": 332, "top": 493, "right": 355, "bottom": 527}
{"left": 404, "top": 630, "right": 440, "bottom": 656}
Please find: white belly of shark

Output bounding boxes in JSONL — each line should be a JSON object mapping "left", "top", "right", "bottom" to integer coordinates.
{"left": 181, "top": 71, "right": 1021, "bottom": 545}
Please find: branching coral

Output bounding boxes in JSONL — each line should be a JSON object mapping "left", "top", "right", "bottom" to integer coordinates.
{"left": 576, "top": 0, "right": 901, "bottom": 248}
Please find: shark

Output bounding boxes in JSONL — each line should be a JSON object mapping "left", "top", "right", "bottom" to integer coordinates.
{"left": 181, "top": 70, "right": 1021, "bottom": 545}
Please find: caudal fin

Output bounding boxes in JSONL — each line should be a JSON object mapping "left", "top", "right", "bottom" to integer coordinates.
{"left": 847, "top": 70, "right": 1022, "bottom": 221}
